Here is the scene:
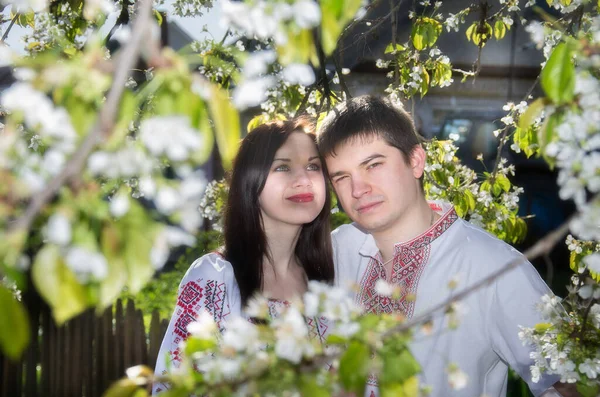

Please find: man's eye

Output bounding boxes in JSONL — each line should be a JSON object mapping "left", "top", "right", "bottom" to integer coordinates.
{"left": 367, "top": 162, "right": 382, "bottom": 170}
{"left": 307, "top": 163, "right": 321, "bottom": 171}
{"left": 334, "top": 176, "right": 348, "bottom": 184}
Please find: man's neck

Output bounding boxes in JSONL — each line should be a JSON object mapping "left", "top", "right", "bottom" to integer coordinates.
{"left": 373, "top": 200, "right": 438, "bottom": 263}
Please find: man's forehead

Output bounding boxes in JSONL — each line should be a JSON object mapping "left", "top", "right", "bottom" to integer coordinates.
{"left": 325, "top": 135, "right": 391, "bottom": 160}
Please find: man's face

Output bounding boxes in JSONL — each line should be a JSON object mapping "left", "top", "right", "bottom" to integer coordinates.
{"left": 325, "top": 135, "right": 425, "bottom": 235}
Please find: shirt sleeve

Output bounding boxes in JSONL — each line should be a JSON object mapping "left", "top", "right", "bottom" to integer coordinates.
{"left": 152, "top": 253, "right": 241, "bottom": 395}
{"left": 486, "top": 250, "right": 560, "bottom": 396}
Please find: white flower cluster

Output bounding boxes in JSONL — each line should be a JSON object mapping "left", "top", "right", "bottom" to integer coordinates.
{"left": 544, "top": 72, "right": 600, "bottom": 241}
{"left": 221, "top": 0, "right": 321, "bottom": 45}
{"left": 233, "top": 49, "right": 315, "bottom": 110}
{"left": 519, "top": 292, "right": 600, "bottom": 385}
{"left": 171, "top": 0, "right": 213, "bottom": 17}
{"left": 424, "top": 140, "right": 523, "bottom": 235}
{"left": 304, "top": 281, "right": 362, "bottom": 338}
{"left": 198, "top": 179, "right": 228, "bottom": 232}
{"left": 180, "top": 281, "right": 361, "bottom": 383}
{"left": 139, "top": 116, "right": 204, "bottom": 162}
{"left": 1, "top": 0, "right": 47, "bottom": 12}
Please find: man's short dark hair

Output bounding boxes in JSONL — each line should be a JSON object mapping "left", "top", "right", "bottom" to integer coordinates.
{"left": 317, "top": 95, "right": 422, "bottom": 163}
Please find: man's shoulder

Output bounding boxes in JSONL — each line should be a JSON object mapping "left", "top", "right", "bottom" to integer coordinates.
{"left": 447, "top": 218, "right": 526, "bottom": 266}
{"left": 332, "top": 223, "right": 369, "bottom": 245}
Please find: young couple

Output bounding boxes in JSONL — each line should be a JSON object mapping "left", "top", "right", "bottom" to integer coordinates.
{"left": 154, "top": 96, "right": 567, "bottom": 396}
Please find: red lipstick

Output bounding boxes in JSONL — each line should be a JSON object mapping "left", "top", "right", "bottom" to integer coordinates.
{"left": 287, "top": 193, "right": 314, "bottom": 203}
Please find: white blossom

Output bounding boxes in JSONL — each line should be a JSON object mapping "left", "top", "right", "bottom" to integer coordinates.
{"left": 374, "top": 279, "right": 394, "bottom": 297}
{"left": 139, "top": 116, "right": 202, "bottom": 162}
{"left": 83, "top": 0, "right": 115, "bottom": 20}
{"left": 44, "top": 213, "right": 71, "bottom": 246}
{"left": 109, "top": 193, "right": 130, "bottom": 218}
{"left": 448, "top": 366, "right": 468, "bottom": 390}
{"left": 292, "top": 0, "right": 320, "bottom": 29}
{"left": 2, "top": 0, "right": 48, "bottom": 13}
{"left": 282, "top": 64, "right": 315, "bottom": 86}
{"left": 233, "top": 76, "right": 276, "bottom": 110}
{"left": 64, "top": 247, "right": 109, "bottom": 283}
{"left": 187, "top": 310, "right": 217, "bottom": 339}
{"left": 583, "top": 253, "right": 600, "bottom": 274}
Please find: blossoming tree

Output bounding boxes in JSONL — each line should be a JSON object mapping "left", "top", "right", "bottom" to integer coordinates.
{"left": 0, "top": 0, "right": 599, "bottom": 395}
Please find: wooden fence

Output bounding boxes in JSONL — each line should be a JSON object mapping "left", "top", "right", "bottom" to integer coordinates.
{"left": 0, "top": 299, "right": 169, "bottom": 397}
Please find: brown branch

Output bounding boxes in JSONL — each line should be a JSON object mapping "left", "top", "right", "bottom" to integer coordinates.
{"left": 384, "top": 217, "right": 572, "bottom": 337}
{"left": 338, "top": 0, "right": 406, "bottom": 53}
{"left": 332, "top": 55, "right": 352, "bottom": 99}
{"left": 6, "top": 0, "right": 155, "bottom": 236}
{"left": 1, "top": 13, "right": 18, "bottom": 43}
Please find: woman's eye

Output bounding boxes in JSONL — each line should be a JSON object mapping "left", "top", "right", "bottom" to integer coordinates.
{"left": 274, "top": 165, "right": 290, "bottom": 172}
{"left": 307, "top": 163, "right": 321, "bottom": 171}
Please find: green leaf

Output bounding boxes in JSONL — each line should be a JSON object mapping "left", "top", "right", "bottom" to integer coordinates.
{"left": 577, "top": 383, "right": 600, "bottom": 397}
{"left": 207, "top": 85, "right": 241, "bottom": 170}
{"left": 465, "top": 23, "right": 477, "bottom": 42}
{"left": 411, "top": 18, "right": 441, "bottom": 50}
{"left": 380, "top": 348, "right": 421, "bottom": 386}
{"left": 494, "top": 20, "right": 506, "bottom": 40}
{"left": 339, "top": 341, "right": 371, "bottom": 395}
{"left": 538, "top": 111, "right": 560, "bottom": 152}
{"left": 380, "top": 376, "right": 419, "bottom": 397}
{"left": 299, "top": 374, "right": 330, "bottom": 397}
{"left": 32, "top": 245, "right": 89, "bottom": 324}
{"left": 541, "top": 43, "right": 575, "bottom": 105}
{"left": 385, "top": 43, "right": 406, "bottom": 54}
{"left": 495, "top": 175, "right": 511, "bottom": 193}
{"left": 0, "top": 285, "right": 30, "bottom": 360}
{"left": 518, "top": 98, "right": 545, "bottom": 131}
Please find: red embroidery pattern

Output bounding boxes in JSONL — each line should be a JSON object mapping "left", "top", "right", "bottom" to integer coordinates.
{"left": 357, "top": 208, "right": 458, "bottom": 318}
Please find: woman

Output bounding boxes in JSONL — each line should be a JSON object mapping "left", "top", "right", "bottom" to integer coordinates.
{"left": 153, "top": 117, "right": 334, "bottom": 393}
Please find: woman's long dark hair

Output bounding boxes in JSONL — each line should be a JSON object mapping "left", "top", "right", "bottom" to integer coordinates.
{"left": 223, "top": 117, "right": 334, "bottom": 306}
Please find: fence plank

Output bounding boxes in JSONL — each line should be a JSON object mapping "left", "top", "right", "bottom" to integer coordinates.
{"left": 148, "top": 310, "right": 161, "bottom": 371}
{"left": 124, "top": 300, "right": 135, "bottom": 369}
{"left": 0, "top": 297, "right": 171, "bottom": 397}
{"left": 114, "top": 300, "right": 124, "bottom": 380}
{"left": 102, "top": 306, "right": 113, "bottom": 393}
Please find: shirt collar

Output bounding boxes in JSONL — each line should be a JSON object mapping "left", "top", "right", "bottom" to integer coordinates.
{"left": 357, "top": 200, "right": 458, "bottom": 258}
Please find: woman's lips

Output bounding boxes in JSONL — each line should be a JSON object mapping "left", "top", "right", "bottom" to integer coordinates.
{"left": 287, "top": 193, "right": 314, "bottom": 203}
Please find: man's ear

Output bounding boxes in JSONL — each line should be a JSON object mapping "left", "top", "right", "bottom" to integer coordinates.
{"left": 410, "top": 146, "right": 426, "bottom": 179}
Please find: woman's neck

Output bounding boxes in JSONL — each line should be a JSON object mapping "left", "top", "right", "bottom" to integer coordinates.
{"left": 262, "top": 223, "right": 302, "bottom": 278}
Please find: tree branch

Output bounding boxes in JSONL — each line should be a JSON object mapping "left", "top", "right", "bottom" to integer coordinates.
{"left": 6, "top": 0, "right": 155, "bottom": 236}
{"left": 1, "top": 13, "right": 19, "bottom": 43}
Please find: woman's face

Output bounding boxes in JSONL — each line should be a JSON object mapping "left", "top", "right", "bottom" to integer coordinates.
{"left": 259, "top": 132, "right": 326, "bottom": 230}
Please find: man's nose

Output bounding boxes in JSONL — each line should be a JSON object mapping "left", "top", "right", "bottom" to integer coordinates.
{"left": 351, "top": 176, "right": 370, "bottom": 198}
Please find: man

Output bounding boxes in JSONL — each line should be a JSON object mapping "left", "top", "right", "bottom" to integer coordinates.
{"left": 317, "top": 96, "right": 571, "bottom": 397}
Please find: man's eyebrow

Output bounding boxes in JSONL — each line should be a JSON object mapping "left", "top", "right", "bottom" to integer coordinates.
{"left": 359, "top": 153, "right": 385, "bottom": 167}
{"left": 309, "top": 156, "right": 320, "bottom": 161}
{"left": 329, "top": 154, "right": 385, "bottom": 179}
{"left": 329, "top": 170, "right": 345, "bottom": 179}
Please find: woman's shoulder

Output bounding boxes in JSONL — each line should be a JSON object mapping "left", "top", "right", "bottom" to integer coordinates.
{"left": 183, "top": 252, "right": 236, "bottom": 282}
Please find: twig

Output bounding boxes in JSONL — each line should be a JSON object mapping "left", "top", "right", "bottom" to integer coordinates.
{"left": 384, "top": 217, "right": 572, "bottom": 337}
{"left": 6, "top": 0, "right": 154, "bottom": 236}
{"left": 312, "top": 27, "right": 333, "bottom": 111}
{"left": 332, "top": 55, "right": 352, "bottom": 99}
{"left": 1, "top": 13, "right": 19, "bottom": 43}
{"left": 294, "top": 85, "right": 316, "bottom": 117}
{"left": 338, "top": 0, "right": 406, "bottom": 53}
